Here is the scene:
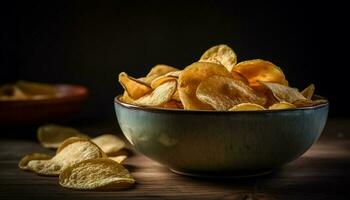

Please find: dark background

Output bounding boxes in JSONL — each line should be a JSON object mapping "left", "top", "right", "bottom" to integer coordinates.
{"left": 1, "top": 0, "right": 348, "bottom": 122}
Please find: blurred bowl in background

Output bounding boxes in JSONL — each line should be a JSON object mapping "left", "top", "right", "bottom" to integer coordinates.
{"left": 0, "top": 84, "right": 88, "bottom": 125}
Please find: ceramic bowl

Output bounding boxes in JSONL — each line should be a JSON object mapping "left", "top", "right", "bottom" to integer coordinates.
{"left": 114, "top": 96, "right": 328, "bottom": 177}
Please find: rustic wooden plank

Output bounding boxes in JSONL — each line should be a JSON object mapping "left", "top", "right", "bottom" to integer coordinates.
{"left": 0, "top": 119, "right": 349, "bottom": 200}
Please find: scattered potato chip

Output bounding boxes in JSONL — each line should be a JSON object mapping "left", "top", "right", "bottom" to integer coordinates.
{"left": 178, "top": 62, "right": 231, "bottom": 110}
{"left": 141, "top": 64, "right": 179, "bottom": 85}
{"left": 301, "top": 84, "right": 315, "bottom": 100}
{"left": 108, "top": 155, "right": 128, "bottom": 163}
{"left": 56, "top": 137, "right": 89, "bottom": 153}
{"left": 118, "top": 72, "right": 152, "bottom": 99}
{"left": 133, "top": 80, "right": 177, "bottom": 107}
{"left": 199, "top": 44, "right": 237, "bottom": 72}
{"left": 233, "top": 59, "right": 288, "bottom": 87}
{"left": 59, "top": 158, "right": 135, "bottom": 190}
{"left": 91, "top": 134, "right": 125, "bottom": 155}
{"left": 196, "top": 75, "right": 266, "bottom": 110}
{"left": 269, "top": 101, "right": 296, "bottom": 110}
{"left": 37, "top": 124, "right": 90, "bottom": 149}
{"left": 18, "top": 153, "right": 52, "bottom": 170}
{"left": 27, "top": 138, "right": 106, "bottom": 176}
{"left": 229, "top": 103, "right": 265, "bottom": 111}
{"left": 260, "top": 82, "right": 306, "bottom": 103}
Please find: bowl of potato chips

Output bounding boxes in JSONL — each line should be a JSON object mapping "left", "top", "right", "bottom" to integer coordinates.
{"left": 114, "top": 44, "right": 329, "bottom": 177}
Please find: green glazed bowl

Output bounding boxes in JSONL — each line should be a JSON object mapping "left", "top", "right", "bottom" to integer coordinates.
{"left": 114, "top": 95, "right": 329, "bottom": 177}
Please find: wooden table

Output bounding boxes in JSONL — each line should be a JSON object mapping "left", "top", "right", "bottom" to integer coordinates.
{"left": 0, "top": 119, "right": 349, "bottom": 200}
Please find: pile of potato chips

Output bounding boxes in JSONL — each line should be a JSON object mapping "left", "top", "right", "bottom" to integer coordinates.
{"left": 19, "top": 124, "right": 134, "bottom": 190}
{"left": 118, "top": 44, "right": 327, "bottom": 111}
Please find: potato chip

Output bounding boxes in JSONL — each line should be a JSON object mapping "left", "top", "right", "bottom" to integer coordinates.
{"left": 161, "top": 100, "right": 184, "bottom": 109}
{"left": 229, "top": 103, "right": 265, "bottom": 111}
{"left": 150, "top": 70, "right": 181, "bottom": 89}
{"left": 18, "top": 153, "right": 51, "bottom": 170}
{"left": 59, "top": 158, "right": 135, "bottom": 190}
{"left": 141, "top": 64, "right": 179, "bottom": 85}
{"left": 37, "top": 124, "right": 90, "bottom": 149}
{"left": 172, "top": 90, "right": 181, "bottom": 101}
{"left": 56, "top": 137, "right": 90, "bottom": 153}
{"left": 16, "top": 80, "right": 57, "bottom": 97}
{"left": 27, "top": 139, "right": 106, "bottom": 176}
{"left": 301, "top": 84, "right": 315, "bottom": 100}
{"left": 108, "top": 155, "right": 128, "bottom": 163}
{"left": 199, "top": 44, "right": 237, "bottom": 72}
{"left": 178, "top": 62, "right": 231, "bottom": 110}
{"left": 133, "top": 80, "right": 177, "bottom": 107}
{"left": 119, "top": 91, "right": 135, "bottom": 104}
{"left": 293, "top": 99, "right": 328, "bottom": 107}
{"left": 91, "top": 134, "right": 125, "bottom": 155}
{"left": 0, "top": 85, "right": 28, "bottom": 101}
{"left": 233, "top": 59, "right": 288, "bottom": 87}
{"left": 118, "top": 72, "right": 152, "bottom": 99}
{"left": 260, "top": 82, "right": 306, "bottom": 103}
{"left": 231, "top": 71, "right": 249, "bottom": 85}
{"left": 196, "top": 75, "right": 266, "bottom": 111}
{"left": 269, "top": 101, "right": 296, "bottom": 110}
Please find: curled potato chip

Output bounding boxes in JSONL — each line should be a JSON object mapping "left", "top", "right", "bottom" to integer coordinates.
{"left": 133, "top": 80, "right": 177, "bottom": 107}
{"left": 37, "top": 124, "right": 89, "bottom": 149}
{"left": 269, "top": 101, "right": 296, "bottom": 110}
{"left": 196, "top": 75, "right": 266, "bottom": 111}
{"left": 118, "top": 72, "right": 152, "bottom": 99}
{"left": 172, "top": 90, "right": 181, "bottom": 101}
{"left": 59, "top": 158, "right": 135, "bottom": 190}
{"left": 141, "top": 64, "right": 179, "bottom": 85}
{"left": 229, "top": 103, "right": 265, "bottom": 111}
{"left": 260, "top": 82, "right": 306, "bottom": 103}
{"left": 233, "top": 59, "right": 288, "bottom": 87}
{"left": 27, "top": 139, "right": 106, "bottom": 176}
{"left": 301, "top": 84, "right": 315, "bottom": 100}
{"left": 108, "top": 155, "right": 128, "bottom": 163}
{"left": 178, "top": 62, "right": 231, "bottom": 110}
{"left": 91, "top": 134, "right": 125, "bottom": 155}
{"left": 56, "top": 137, "right": 90, "bottom": 153}
{"left": 150, "top": 70, "right": 181, "bottom": 89}
{"left": 18, "top": 153, "right": 51, "bottom": 170}
{"left": 119, "top": 91, "right": 135, "bottom": 104}
{"left": 199, "top": 44, "right": 237, "bottom": 72}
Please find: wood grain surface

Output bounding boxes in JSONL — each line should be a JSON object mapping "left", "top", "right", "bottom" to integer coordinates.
{"left": 0, "top": 119, "right": 349, "bottom": 200}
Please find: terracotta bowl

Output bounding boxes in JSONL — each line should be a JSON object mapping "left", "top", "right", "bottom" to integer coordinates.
{"left": 0, "top": 84, "right": 88, "bottom": 125}
{"left": 114, "top": 95, "right": 329, "bottom": 177}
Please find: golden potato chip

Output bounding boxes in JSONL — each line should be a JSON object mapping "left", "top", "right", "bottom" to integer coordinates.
{"left": 150, "top": 70, "right": 181, "bottom": 89}
{"left": 233, "top": 59, "right": 288, "bottom": 87}
{"left": 91, "top": 134, "right": 125, "bottom": 155}
{"left": 260, "top": 82, "right": 306, "bottom": 103}
{"left": 161, "top": 100, "right": 183, "bottom": 109}
{"left": 119, "top": 91, "right": 135, "bottom": 104}
{"left": 293, "top": 99, "right": 328, "bottom": 107}
{"left": 178, "top": 62, "right": 231, "bottom": 110}
{"left": 172, "top": 90, "right": 181, "bottom": 101}
{"left": 229, "top": 103, "right": 265, "bottom": 111}
{"left": 56, "top": 137, "right": 90, "bottom": 153}
{"left": 16, "top": 80, "right": 57, "bottom": 97}
{"left": 133, "top": 80, "right": 177, "bottom": 107}
{"left": 27, "top": 139, "right": 106, "bottom": 176}
{"left": 301, "top": 84, "right": 315, "bottom": 100}
{"left": 199, "top": 44, "right": 237, "bottom": 72}
{"left": 141, "top": 64, "right": 179, "bottom": 85}
{"left": 196, "top": 75, "right": 267, "bottom": 111}
{"left": 269, "top": 101, "right": 296, "bottom": 110}
{"left": 59, "top": 158, "right": 135, "bottom": 190}
{"left": 108, "top": 155, "right": 128, "bottom": 163}
{"left": 231, "top": 71, "right": 249, "bottom": 85}
{"left": 18, "top": 153, "right": 51, "bottom": 170}
{"left": 118, "top": 72, "right": 152, "bottom": 99}
{"left": 37, "top": 124, "right": 90, "bottom": 149}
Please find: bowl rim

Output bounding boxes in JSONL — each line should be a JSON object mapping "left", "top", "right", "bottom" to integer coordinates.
{"left": 114, "top": 94, "right": 329, "bottom": 114}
